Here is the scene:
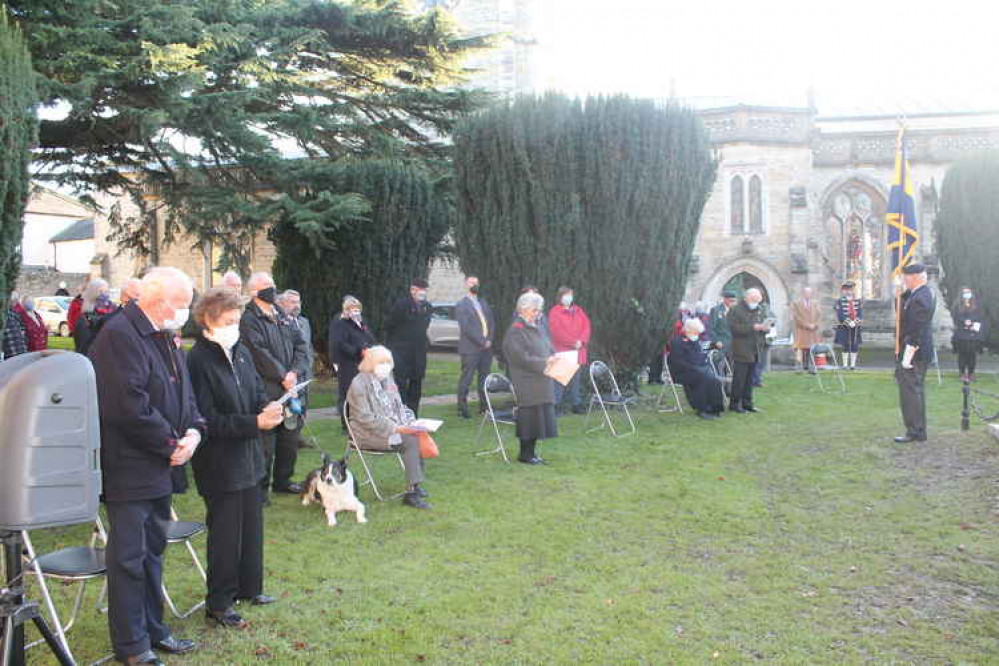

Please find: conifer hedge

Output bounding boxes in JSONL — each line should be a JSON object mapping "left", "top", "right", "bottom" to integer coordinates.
{"left": 935, "top": 150, "right": 999, "bottom": 349}
{"left": 0, "top": 9, "right": 38, "bottom": 338}
{"left": 452, "top": 93, "right": 716, "bottom": 382}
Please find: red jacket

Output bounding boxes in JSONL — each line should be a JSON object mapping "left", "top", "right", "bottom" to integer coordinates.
{"left": 548, "top": 304, "right": 592, "bottom": 365}
{"left": 67, "top": 295, "right": 83, "bottom": 334}
{"left": 18, "top": 304, "right": 48, "bottom": 352}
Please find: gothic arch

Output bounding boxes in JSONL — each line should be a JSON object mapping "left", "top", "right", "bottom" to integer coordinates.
{"left": 818, "top": 170, "right": 889, "bottom": 206}
{"left": 820, "top": 175, "right": 889, "bottom": 300}
{"left": 700, "top": 257, "right": 791, "bottom": 336}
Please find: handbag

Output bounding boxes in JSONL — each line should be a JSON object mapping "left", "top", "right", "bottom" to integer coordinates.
{"left": 417, "top": 431, "right": 439, "bottom": 459}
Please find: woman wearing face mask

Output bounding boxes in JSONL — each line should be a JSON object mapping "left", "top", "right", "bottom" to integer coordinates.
{"left": 951, "top": 286, "right": 986, "bottom": 382}
{"left": 187, "top": 288, "right": 285, "bottom": 628}
{"left": 346, "top": 345, "right": 432, "bottom": 509}
{"left": 548, "top": 286, "right": 592, "bottom": 415}
{"left": 73, "top": 277, "right": 115, "bottom": 355}
{"left": 18, "top": 295, "right": 49, "bottom": 352}
{"left": 667, "top": 318, "right": 725, "bottom": 419}
{"left": 328, "top": 295, "right": 376, "bottom": 431}
{"left": 503, "top": 292, "right": 559, "bottom": 464}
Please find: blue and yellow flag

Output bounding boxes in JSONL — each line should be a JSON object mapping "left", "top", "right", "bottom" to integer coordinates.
{"left": 886, "top": 128, "right": 919, "bottom": 276}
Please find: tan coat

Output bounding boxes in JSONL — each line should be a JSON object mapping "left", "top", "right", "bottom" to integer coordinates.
{"left": 792, "top": 298, "right": 823, "bottom": 350}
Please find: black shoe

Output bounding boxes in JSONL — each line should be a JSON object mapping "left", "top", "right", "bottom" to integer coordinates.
{"left": 743, "top": 405, "right": 760, "bottom": 413}
{"left": 458, "top": 403, "right": 470, "bottom": 419}
{"left": 274, "top": 483, "right": 303, "bottom": 494}
{"left": 414, "top": 485, "right": 429, "bottom": 498}
{"left": 729, "top": 404, "right": 746, "bottom": 414}
{"left": 118, "top": 650, "right": 164, "bottom": 665}
{"left": 517, "top": 456, "right": 546, "bottom": 465}
{"left": 248, "top": 594, "right": 277, "bottom": 606}
{"left": 571, "top": 404, "right": 587, "bottom": 415}
{"left": 403, "top": 492, "right": 432, "bottom": 509}
{"left": 893, "top": 434, "right": 927, "bottom": 443}
{"left": 206, "top": 608, "right": 247, "bottom": 629}
{"left": 152, "top": 636, "right": 197, "bottom": 655}
{"left": 698, "top": 412, "right": 718, "bottom": 420}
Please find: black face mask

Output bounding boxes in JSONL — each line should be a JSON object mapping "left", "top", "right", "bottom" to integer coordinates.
{"left": 469, "top": 285, "right": 479, "bottom": 294}
{"left": 257, "top": 287, "right": 277, "bottom": 304}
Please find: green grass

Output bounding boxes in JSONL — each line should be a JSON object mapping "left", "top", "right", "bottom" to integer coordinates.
{"left": 18, "top": 371, "right": 999, "bottom": 664}
{"left": 308, "top": 358, "right": 462, "bottom": 409}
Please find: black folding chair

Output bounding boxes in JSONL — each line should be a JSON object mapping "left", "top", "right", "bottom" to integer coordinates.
{"left": 584, "top": 361, "right": 637, "bottom": 437}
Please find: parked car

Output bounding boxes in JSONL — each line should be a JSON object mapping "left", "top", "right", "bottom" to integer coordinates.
{"left": 427, "top": 303, "right": 459, "bottom": 349}
{"left": 34, "top": 296, "right": 73, "bottom": 337}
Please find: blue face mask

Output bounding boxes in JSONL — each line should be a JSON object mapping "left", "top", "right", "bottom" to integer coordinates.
{"left": 747, "top": 302, "right": 759, "bottom": 310}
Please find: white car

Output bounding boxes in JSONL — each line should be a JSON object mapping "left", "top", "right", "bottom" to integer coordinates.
{"left": 427, "top": 303, "right": 459, "bottom": 349}
{"left": 34, "top": 296, "right": 73, "bottom": 337}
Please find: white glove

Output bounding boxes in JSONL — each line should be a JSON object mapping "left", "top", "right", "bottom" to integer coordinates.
{"left": 901, "top": 345, "right": 917, "bottom": 370}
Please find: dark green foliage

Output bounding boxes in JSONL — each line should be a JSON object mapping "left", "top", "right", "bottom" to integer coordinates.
{"left": 272, "top": 159, "right": 451, "bottom": 355}
{"left": 934, "top": 150, "right": 999, "bottom": 348}
{"left": 8, "top": 0, "right": 487, "bottom": 270}
{"left": 0, "top": 8, "right": 38, "bottom": 336}
{"left": 453, "top": 93, "right": 716, "bottom": 382}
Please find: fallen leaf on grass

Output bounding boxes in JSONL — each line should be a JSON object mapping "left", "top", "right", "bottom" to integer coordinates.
{"left": 896, "top": 618, "right": 908, "bottom": 627}
{"left": 712, "top": 650, "right": 721, "bottom": 659}
{"left": 293, "top": 641, "right": 309, "bottom": 650}
{"left": 674, "top": 625, "right": 683, "bottom": 637}
{"left": 604, "top": 599, "right": 616, "bottom": 606}
{"left": 416, "top": 655, "right": 426, "bottom": 662}
{"left": 958, "top": 544, "right": 966, "bottom": 552}
{"left": 717, "top": 476, "right": 725, "bottom": 481}
{"left": 800, "top": 590, "right": 816, "bottom": 598}
{"left": 254, "top": 645, "right": 271, "bottom": 658}
{"left": 959, "top": 523, "right": 977, "bottom": 530}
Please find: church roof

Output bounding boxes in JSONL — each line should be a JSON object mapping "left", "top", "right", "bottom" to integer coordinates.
{"left": 49, "top": 219, "right": 94, "bottom": 243}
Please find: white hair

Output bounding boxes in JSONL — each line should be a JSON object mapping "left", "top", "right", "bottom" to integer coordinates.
{"left": 278, "top": 289, "right": 300, "bottom": 302}
{"left": 516, "top": 291, "right": 544, "bottom": 314}
{"left": 140, "top": 267, "right": 193, "bottom": 304}
{"left": 683, "top": 317, "right": 705, "bottom": 335}
{"left": 245, "top": 272, "right": 273, "bottom": 295}
{"left": 81, "top": 278, "right": 109, "bottom": 313}
{"left": 342, "top": 295, "right": 361, "bottom": 312}
{"left": 744, "top": 288, "right": 763, "bottom": 303}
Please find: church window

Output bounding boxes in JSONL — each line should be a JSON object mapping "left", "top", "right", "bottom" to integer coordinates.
{"left": 730, "top": 175, "right": 744, "bottom": 234}
{"left": 748, "top": 175, "right": 763, "bottom": 234}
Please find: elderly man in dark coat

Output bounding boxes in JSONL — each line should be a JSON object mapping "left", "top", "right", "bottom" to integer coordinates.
{"left": 727, "top": 288, "right": 772, "bottom": 414}
{"left": 894, "top": 263, "right": 936, "bottom": 443}
{"left": 668, "top": 318, "right": 725, "bottom": 419}
{"left": 89, "top": 267, "right": 204, "bottom": 666}
{"left": 503, "top": 291, "right": 557, "bottom": 465}
{"left": 385, "top": 278, "right": 433, "bottom": 416}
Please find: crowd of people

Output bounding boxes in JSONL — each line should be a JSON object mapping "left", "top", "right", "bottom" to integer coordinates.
{"left": 0, "top": 260, "right": 987, "bottom": 665}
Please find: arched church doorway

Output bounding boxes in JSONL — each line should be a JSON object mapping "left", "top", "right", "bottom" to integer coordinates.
{"left": 722, "top": 271, "right": 770, "bottom": 304}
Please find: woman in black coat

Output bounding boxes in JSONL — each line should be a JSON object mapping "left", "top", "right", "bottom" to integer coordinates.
{"left": 328, "top": 295, "right": 376, "bottom": 427}
{"left": 667, "top": 318, "right": 725, "bottom": 420}
{"left": 951, "top": 286, "right": 987, "bottom": 382}
{"left": 187, "top": 288, "right": 284, "bottom": 629}
{"left": 502, "top": 292, "right": 557, "bottom": 465}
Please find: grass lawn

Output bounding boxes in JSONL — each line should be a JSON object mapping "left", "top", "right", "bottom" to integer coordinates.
{"left": 308, "top": 356, "right": 463, "bottom": 409}
{"left": 19, "top": 371, "right": 999, "bottom": 664}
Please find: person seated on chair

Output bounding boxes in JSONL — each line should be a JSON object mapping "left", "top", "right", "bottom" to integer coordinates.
{"left": 346, "top": 345, "right": 432, "bottom": 510}
{"left": 668, "top": 318, "right": 726, "bottom": 420}
{"left": 187, "top": 288, "right": 285, "bottom": 629}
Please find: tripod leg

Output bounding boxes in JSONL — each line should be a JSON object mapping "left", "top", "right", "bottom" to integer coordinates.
{"left": 30, "top": 615, "right": 75, "bottom": 666}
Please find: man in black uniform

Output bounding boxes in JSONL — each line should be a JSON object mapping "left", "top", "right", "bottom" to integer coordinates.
{"left": 89, "top": 267, "right": 204, "bottom": 666}
{"left": 894, "top": 263, "right": 936, "bottom": 443}
{"left": 385, "top": 278, "right": 433, "bottom": 416}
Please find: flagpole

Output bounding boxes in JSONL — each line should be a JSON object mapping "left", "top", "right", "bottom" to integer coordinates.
{"left": 893, "top": 121, "right": 905, "bottom": 357}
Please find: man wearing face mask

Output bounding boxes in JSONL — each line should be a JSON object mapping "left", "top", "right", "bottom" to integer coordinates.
{"left": 328, "top": 295, "right": 376, "bottom": 430}
{"left": 455, "top": 276, "right": 495, "bottom": 419}
{"left": 240, "top": 272, "right": 310, "bottom": 499}
{"left": 89, "top": 267, "right": 205, "bottom": 665}
{"left": 727, "top": 288, "right": 771, "bottom": 414}
{"left": 384, "top": 278, "right": 433, "bottom": 415}
{"left": 18, "top": 294, "right": 49, "bottom": 352}
{"left": 548, "top": 286, "right": 592, "bottom": 415}
{"left": 277, "top": 289, "right": 313, "bottom": 410}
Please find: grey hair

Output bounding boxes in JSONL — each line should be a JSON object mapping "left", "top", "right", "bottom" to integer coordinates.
{"left": 516, "top": 291, "right": 544, "bottom": 314}
{"left": 358, "top": 345, "right": 393, "bottom": 374}
{"left": 221, "top": 270, "right": 243, "bottom": 287}
{"left": 245, "top": 272, "right": 273, "bottom": 295}
{"left": 81, "top": 278, "right": 109, "bottom": 313}
{"left": 744, "top": 288, "right": 763, "bottom": 302}
{"left": 683, "top": 317, "right": 705, "bottom": 335}
{"left": 342, "top": 295, "right": 361, "bottom": 312}
{"left": 278, "top": 289, "right": 300, "bottom": 302}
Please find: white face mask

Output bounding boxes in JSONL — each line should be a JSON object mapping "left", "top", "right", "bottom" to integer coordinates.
{"left": 348, "top": 309, "right": 362, "bottom": 321}
{"left": 561, "top": 295, "right": 573, "bottom": 307}
{"left": 415, "top": 290, "right": 428, "bottom": 301}
{"left": 208, "top": 324, "right": 240, "bottom": 350}
{"left": 962, "top": 291, "right": 973, "bottom": 300}
{"left": 374, "top": 363, "right": 393, "bottom": 380}
{"left": 747, "top": 302, "right": 759, "bottom": 311}
{"left": 688, "top": 334, "right": 700, "bottom": 341}
{"left": 162, "top": 307, "right": 190, "bottom": 331}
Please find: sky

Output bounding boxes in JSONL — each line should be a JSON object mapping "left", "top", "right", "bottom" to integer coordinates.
{"left": 532, "top": 0, "right": 999, "bottom": 114}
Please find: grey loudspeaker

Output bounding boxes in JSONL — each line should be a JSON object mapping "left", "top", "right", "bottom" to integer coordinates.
{"left": 0, "top": 351, "right": 101, "bottom": 530}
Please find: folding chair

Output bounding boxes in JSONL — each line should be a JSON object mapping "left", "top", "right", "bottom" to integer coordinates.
{"left": 584, "top": 360, "right": 637, "bottom": 437}
{"left": 161, "top": 507, "right": 208, "bottom": 619}
{"left": 21, "top": 519, "right": 111, "bottom": 665}
{"left": 708, "top": 349, "right": 733, "bottom": 397}
{"left": 809, "top": 343, "right": 847, "bottom": 393}
{"left": 656, "top": 353, "right": 684, "bottom": 414}
{"left": 475, "top": 372, "right": 517, "bottom": 463}
{"left": 929, "top": 346, "right": 944, "bottom": 386}
{"left": 343, "top": 402, "right": 406, "bottom": 501}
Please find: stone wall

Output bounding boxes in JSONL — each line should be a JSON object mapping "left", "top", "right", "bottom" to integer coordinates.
{"left": 14, "top": 266, "right": 89, "bottom": 298}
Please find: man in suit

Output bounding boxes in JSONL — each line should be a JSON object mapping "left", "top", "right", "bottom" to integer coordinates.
{"left": 385, "top": 277, "right": 433, "bottom": 416}
{"left": 240, "top": 273, "right": 310, "bottom": 499}
{"left": 894, "top": 263, "right": 936, "bottom": 443}
{"left": 455, "top": 275, "right": 495, "bottom": 419}
{"left": 89, "top": 267, "right": 204, "bottom": 666}
{"left": 726, "top": 288, "right": 772, "bottom": 413}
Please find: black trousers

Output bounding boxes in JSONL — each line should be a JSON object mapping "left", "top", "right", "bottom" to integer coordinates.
{"left": 105, "top": 496, "right": 172, "bottom": 660}
{"left": 337, "top": 363, "right": 359, "bottom": 429}
{"left": 896, "top": 360, "right": 929, "bottom": 438}
{"left": 203, "top": 486, "right": 263, "bottom": 612}
{"left": 955, "top": 340, "right": 979, "bottom": 374}
{"left": 397, "top": 373, "right": 424, "bottom": 417}
{"left": 458, "top": 350, "right": 492, "bottom": 406}
{"left": 731, "top": 360, "right": 757, "bottom": 408}
{"left": 261, "top": 424, "right": 301, "bottom": 492}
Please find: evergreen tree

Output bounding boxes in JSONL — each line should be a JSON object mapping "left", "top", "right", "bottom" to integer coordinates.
{"left": 0, "top": 9, "right": 38, "bottom": 338}
{"left": 453, "top": 93, "right": 716, "bottom": 383}
{"left": 934, "top": 149, "right": 999, "bottom": 348}
{"left": 271, "top": 159, "right": 451, "bottom": 356}
{"left": 8, "top": 0, "right": 486, "bottom": 269}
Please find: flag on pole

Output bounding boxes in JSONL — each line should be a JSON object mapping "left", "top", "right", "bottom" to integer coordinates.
{"left": 886, "top": 128, "right": 919, "bottom": 277}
